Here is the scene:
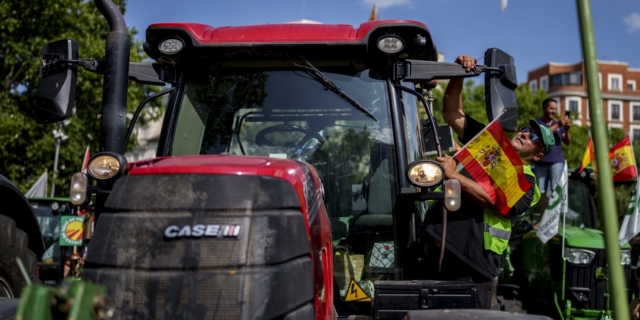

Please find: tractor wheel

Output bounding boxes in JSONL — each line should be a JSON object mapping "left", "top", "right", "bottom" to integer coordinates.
{"left": 0, "top": 215, "right": 38, "bottom": 298}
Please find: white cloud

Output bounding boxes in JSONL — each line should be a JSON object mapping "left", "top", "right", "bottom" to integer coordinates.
{"left": 623, "top": 13, "right": 640, "bottom": 33}
{"left": 363, "top": 0, "right": 411, "bottom": 9}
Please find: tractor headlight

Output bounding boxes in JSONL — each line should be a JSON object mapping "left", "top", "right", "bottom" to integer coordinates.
{"left": 565, "top": 248, "right": 595, "bottom": 265}
{"left": 88, "top": 153, "right": 126, "bottom": 180}
{"left": 159, "top": 38, "right": 184, "bottom": 55}
{"left": 377, "top": 36, "right": 404, "bottom": 54}
{"left": 407, "top": 160, "right": 444, "bottom": 188}
{"left": 621, "top": 249, "right": 631, "bottom": 266}
{"left": 70, "top": 172, "right": 88, "bottom": 206}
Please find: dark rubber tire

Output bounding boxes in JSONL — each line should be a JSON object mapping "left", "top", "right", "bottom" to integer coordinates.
{"left": 0, "top": 215, "right": 38, "bottom": 298}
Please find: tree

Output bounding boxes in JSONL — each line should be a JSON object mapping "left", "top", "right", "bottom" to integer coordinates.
{"left": 0, "top": 0, "right": 161, "bottom": 195}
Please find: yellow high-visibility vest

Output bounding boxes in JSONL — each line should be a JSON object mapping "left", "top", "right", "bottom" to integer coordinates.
{"left": 483, "top": 165, "right": 540, "bottom": 254}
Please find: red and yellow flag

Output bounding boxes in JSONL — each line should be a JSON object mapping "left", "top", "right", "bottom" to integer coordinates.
{"left": 369, "top": 4, "right": 378, "bottom": 20}
{"left": 454, "top": 119, "right": 532, "bottom": 215}
{"left": 609, "top": 136, "right": 637, "bottom": 182}
{"left": 577, "top": 136, "right": 594, "bottom": 174}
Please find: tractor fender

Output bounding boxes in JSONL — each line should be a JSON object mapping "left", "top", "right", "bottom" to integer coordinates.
{"left": 0, "top": 175, "right": 45, "bottom": 258}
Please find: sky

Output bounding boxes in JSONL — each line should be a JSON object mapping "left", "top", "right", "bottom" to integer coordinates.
{"left": 124, "top": 0, "right": 640, "bottom": 84}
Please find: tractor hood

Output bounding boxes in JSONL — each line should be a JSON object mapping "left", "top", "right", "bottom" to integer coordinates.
{"left": 124, "top": 155, "right": 322, "bottom": 214}
{"left": 540, "top": 226, "right": 630, "bottom": 249}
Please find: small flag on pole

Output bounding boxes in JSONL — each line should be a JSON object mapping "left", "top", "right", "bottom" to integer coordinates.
{"left": 25, "top": 171, "right": 48, "bottom": 198}
{"left": 609, "top": 136, "right": 637, "bottom": 182}
{"left": 453, "top": 116, "right": 532, "bottom": 215}
{"left": 81, "top": 146, "right": 91, "bottom": 173}
{"left": 369, "top": 4, "right": 378, "bottom": 20}
{"left": 537, "top": 161, "right": 568, "bottom": 243}
{"left": 577, "top": 136, "right": 594, "bottom": 174}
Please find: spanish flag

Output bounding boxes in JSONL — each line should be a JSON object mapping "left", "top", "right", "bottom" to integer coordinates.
{"left": 609, "top": 136, "right": 638, "bottom": 182}
{"left": 453, "top": 118, "right": 532, "bottom": 215}
{"left": 369, "top": 4, "right": 378, "bottom": 20}
{"left": 577, "top": 136, "right": 594, "bottom": 174}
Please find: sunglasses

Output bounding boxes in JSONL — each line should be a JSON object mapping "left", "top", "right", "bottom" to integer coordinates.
{"left": 520, "top": 127, "right": 541, "bottom": 144}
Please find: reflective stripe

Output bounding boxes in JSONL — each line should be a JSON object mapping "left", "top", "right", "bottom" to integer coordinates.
{"left": 484, "top": 224, "right": 510, "bottom": 240}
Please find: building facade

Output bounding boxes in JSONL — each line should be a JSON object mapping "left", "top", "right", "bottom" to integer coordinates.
{"left": 527, "top": 61, "right": 640, "bottom": 140}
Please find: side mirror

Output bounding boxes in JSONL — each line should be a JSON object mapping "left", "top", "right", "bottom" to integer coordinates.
{"left": 484, "top": 48, "right": 518, "bottom": 132}
{"left": 34, "top": 39, "right": 78, "bottom": 124}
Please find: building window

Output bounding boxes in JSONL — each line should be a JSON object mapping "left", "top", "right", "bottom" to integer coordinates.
{"left": 540, "top": 75, "right": 548, "bottom": 91}
{"left": 629, "top": 80, "right": 637, "bottom": 92}
{"left": 609, "top": 100, "right": 623, "bottom": 121}
{"left": 633, "top": 103, "right": 640, "bottom": 121}
{"left": 565, "top": 97, "right": 581, "bottom": 122}
{"left": 529, "top": 80, "right": 537, "bottom": 93}
{"left": 608, "top": 74, "right": 623, "bottom": 91}
{"left": 598, "top": 73, "right": 602, "bottom": 89}
{"left": 634, "top": 129, "right": 640, "bottom": 142}
{"left": 550, "top": 72, "right": 582, "bottom": 87}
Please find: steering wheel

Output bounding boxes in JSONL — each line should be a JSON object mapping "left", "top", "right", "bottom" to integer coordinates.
{"left": 255, "top": 124, "right": 325, "bottom": 149}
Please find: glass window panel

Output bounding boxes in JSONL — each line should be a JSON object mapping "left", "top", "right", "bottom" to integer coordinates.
{"left": 611, "top": 104, "right": 621, "bottom": 120}
{"left": 634, "top": 106, "right": 640, "bottom": 121}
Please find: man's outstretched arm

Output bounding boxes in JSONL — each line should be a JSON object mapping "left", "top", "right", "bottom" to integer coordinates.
{"left": 442, "top": 55, "right": 478, "bottom": 141}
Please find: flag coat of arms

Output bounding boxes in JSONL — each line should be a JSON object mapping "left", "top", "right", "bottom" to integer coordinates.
{"left": 454, "top": 119, "right": 532, "bottom": 215}
{"left": 609, "top": 136, "right": 637, "bottom": 182}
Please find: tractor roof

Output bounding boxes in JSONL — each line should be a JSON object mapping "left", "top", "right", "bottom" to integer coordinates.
{"left": 144, "top": 20, "right": 438, "bottom": 61}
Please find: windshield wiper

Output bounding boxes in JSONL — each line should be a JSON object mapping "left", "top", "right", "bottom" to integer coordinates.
{"left": 295, "top": 54, "right": 377, "bottom": 122}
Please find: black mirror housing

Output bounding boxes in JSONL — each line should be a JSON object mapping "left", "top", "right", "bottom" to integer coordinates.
{"left": 34, "top": 39, "right": 78, "bottom": 124}
{"left": 484, "top": 48, "right": 518, "bottom": 132}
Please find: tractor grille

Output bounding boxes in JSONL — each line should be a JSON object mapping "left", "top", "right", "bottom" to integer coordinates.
{"left": 550, "top": 246, "right": 631, "bottom": 310}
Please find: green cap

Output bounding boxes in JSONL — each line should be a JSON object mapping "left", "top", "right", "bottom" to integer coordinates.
{"left": 529, "top": 120, "right": 555, "bottom": 156}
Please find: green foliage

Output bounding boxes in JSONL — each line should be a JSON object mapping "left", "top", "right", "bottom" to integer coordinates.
{"left": 0, "top": 0, "right": 161, "bottom": 195}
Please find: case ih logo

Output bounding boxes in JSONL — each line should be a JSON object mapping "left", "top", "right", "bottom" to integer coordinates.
{"left": 164, "top": 224, "right": 242, "bottom": 239}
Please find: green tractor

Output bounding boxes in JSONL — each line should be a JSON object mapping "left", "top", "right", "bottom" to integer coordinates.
{"left": 500, "top": 167, "right": 634, "bottom": 319}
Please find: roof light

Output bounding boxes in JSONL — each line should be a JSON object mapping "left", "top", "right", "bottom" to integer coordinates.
{"left": 377, "top": 36, "right": 404, "bottom": 54}
{"left": 159, "top": 38, "right": 184, "bottom": 55}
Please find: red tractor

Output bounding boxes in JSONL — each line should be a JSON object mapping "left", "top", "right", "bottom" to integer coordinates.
{"left": 29, "top": 0, "right": 530, "bottom": 319}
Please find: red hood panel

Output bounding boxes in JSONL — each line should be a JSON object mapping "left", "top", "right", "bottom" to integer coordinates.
{"left": 128, "top": 155, "right": 302, "bottom": 177}
{"left": 127, "top": 155, "right": 315, "bottom": 211}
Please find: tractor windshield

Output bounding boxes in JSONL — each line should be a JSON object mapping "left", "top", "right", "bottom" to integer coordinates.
{"left": 172, "top": 64, "right": 400, "bottom": 304}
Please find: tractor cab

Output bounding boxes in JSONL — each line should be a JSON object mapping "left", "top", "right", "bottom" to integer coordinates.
{"left": 31, "top": 7, "right": 523, "bottom": 318}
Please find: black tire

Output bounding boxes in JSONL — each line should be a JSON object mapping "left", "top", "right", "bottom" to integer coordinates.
{"left": 0, "top": 215, "right": 38, "bottom": 298}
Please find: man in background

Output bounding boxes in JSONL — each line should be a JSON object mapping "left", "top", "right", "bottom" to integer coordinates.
{"left": 534, "top": 98, "right": 572, "bottom": 212}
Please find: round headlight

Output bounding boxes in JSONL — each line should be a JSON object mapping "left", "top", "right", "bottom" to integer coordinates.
{"left": 407, "top": 160, "right": 444, "bottom": 187}
{"left": 377, "top": 36, "right": 404, "bottom": 54}
{"left": 88, "top": 154, "right": 122, "bottom": 180}
{"left": 159, "top": 38, "right": 184, "bottom": 55}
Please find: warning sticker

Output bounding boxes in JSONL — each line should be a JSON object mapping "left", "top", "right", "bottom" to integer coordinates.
{"left": 59, "top": 216, "right": 84, "bottom": 246}
{"left": 369, "top": 242, "right": 394, "bottom": 269}
{"left": 345, "top": 279, "right": 371, "bottom": 302}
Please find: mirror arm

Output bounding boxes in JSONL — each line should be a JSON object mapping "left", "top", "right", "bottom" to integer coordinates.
{"left": 393, "top": 84, "right": 442, "bottom": 157}
{"left": 124, "top": 87, "right": 176, "bottom": 149}
{"left": 40, "top": 56, "right": 172, "bottom": 85}
{"left": 395, "top": 60, "right": 504, "bottom": 82}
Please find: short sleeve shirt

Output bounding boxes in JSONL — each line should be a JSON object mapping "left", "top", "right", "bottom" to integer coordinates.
{"left": 535, "top": 117, "right": 565, "bottom": 164}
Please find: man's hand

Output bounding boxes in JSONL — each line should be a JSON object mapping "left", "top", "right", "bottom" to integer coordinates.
{"left": 561, "top": 116, "right": 572, "bottom": 129}
{"left": 455, "top": 55, "right": 479, "bottom": 72}
{"left": 436, "top": 155, "right": 458, "bottom": 179}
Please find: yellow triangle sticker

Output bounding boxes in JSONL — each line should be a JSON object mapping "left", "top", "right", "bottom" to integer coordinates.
{"left": 345, "top": 279, "right": 371, "bottom": 302}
